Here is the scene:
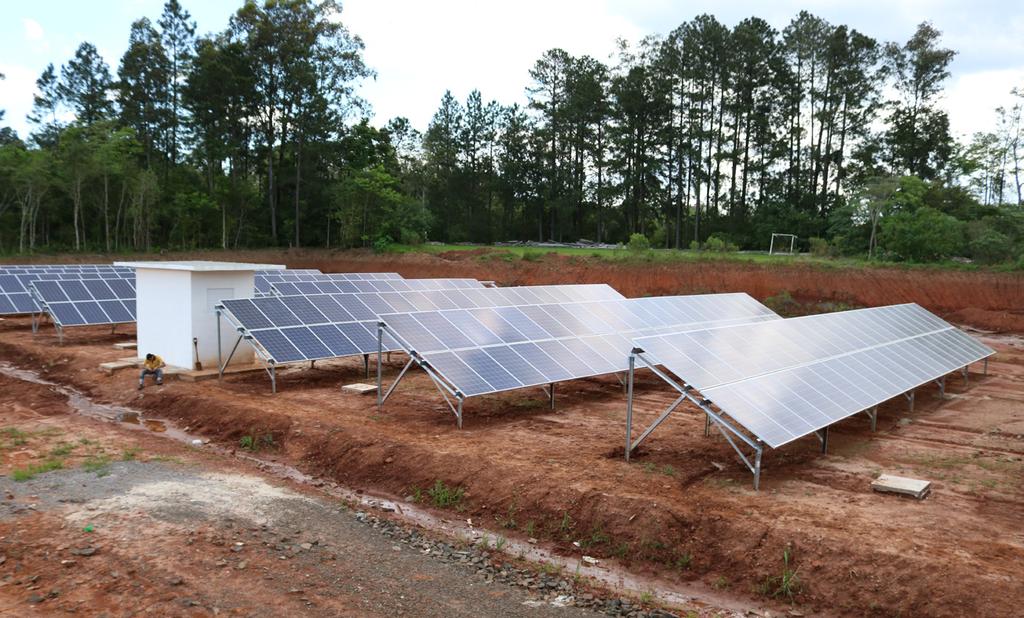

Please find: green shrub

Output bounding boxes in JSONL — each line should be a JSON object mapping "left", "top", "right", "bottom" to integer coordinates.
{"left": 627, "top": 233, "right": 651, "bottom": 252}
{"left": 704, "top": 234, "right": 738, "bottom": 252}
{"left": 968, "top": 224, "right": 1014, "bottom": 264}
{"left": 372, "top": 234, "right": 393, "bottom": 253}
{"left": 879, "top": 207, "right": 965, "bottom": 262}
{"left": 426, "top": 480, "right": 464, "bottom": 508}
{"left": 808, "top": 237, "right": 830, "bottom": 257}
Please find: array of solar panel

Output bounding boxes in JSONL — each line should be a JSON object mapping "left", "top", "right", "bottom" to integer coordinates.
{"left": 218, "top": 284, "right": 626, "bottom": 364}
{"left": 634, "top": 303, "right": 995, "bottom": 448}
{"left": 253, "top": 270, "right": 402, "bottom": 295}
{"left": 30, "top": 277, "right": 137, "bottom": 326}
{"left": 270, "top": 278, "right": 482, "bottom": 296}
{"left": 0, "top": 266, "right": 134, "bottom": 315}
{"left": 379, "top": 293, "right": 780, "bottom": 398}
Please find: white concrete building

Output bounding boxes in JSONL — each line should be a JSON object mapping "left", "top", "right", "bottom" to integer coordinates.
{"left": 115, "top": 260, "right": 284, "bottom": 370}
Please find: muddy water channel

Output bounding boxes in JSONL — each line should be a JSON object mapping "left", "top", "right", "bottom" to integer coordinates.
{"left": 0, "top": 361, "right": 747, "bottom": 614}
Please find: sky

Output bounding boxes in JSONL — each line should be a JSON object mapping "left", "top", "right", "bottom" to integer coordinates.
{"left": 1, "top": 0, "right": 1022, "bottom": 142}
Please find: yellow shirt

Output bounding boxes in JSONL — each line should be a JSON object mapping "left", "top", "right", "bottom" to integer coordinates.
{"left": 143, "top": 355, "right": 165, "bottom": 371}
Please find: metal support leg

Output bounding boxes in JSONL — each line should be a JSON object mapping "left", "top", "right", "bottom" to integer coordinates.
{"left": 816, "top": 426, "right": 829, "bottom": 454}
{"left": 219, "top": 334, "right": 243, "bottom": 380}
{"left": 704, "top": 413, "right": 711, "bottom": 437}
{"left": 363, "top": 354, "right": 369, "bottom": 378}
{"left": 549, "top": 383, "right": 555, "bottom": 410}
{"left": 456, "top": 398, "right": 463, "bottom": 430}
{"left": 867, "top": 406, "right": 878, "bottom": 432}
{"left": 310, "top": 360, "right": 315, "bottom": 369}
{"left": 905, "top": 390, "right": 915, "bottom": 412}
{"left": 961, "top": 365, "right": 969, "bottom": 386}
{"left": 377, "top": 323, "right": 384, "bottom": 409}
{"left": 270, "top": 364, "right": 277, "bottom": 394}
{"left": 753, "top": 447, "right": 763, "bottom": 492}
{"left": 935, "top": 376, "right": 945, "bottom": 397}
{"left": 110, "top": 324, "right": 116, "bottom": 335}
{"left": 983, "top": 358, "right": 988, "bottom": 376}
{"left": 625, "top": 354, "right": 635, "bottom": 462}
{"left": 57, "top": 326, "right": 63, "bottom": 346}
{"left": 216, "top": 311, "right": 222, "bottom": 378}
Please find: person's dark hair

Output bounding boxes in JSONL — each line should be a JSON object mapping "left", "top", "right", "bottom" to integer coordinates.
{"left": 146, "top": 353, "right": 155, "bottom": 361}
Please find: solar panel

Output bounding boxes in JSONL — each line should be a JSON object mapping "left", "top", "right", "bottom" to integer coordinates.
{"left": 633, "top": 304, "right": 995, "bottom": 448}
{"left": 30, "top": 277, "right": 137, "bottom": 326}
{"left": 217, "top": 284, "right": 628, "bottom": 366}
{"left": 380, "top": 293, "right": 780, "bottom": 397}
{"left": 0, "top": 266, "right": 134, "bottom": 315}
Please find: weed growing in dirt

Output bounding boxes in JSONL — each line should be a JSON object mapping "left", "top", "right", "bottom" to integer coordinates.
{"left": 580, "top": 525, "right": 610, "bottom": 549}
{"left": 239, "top": 434, "right": 276, "bottom": 452}
{"left": 612, "top": 542, "right": 630, "bottom": 559}
{"left": 761, "top": 547, "right": 801, "bottom": 600}
{"left": 410, "top": 487, "right": 423, "bottom": 503}
{"left": 712, "top": 575, "right": 730, "bottom": 590}
{"left": 426, "top": 480, "right": 464, "bottom": 508}
{"left": 497, "top": 501, "right": 518, "bottom": 529}
{"left": 495, "top": 536, "right": 508, "bottom": 551}
{"left": 674, "top": 552, "right": 693, "bottom": 570}
{"left": 82, "top": 455, "right": 112, "bottom": 477}
{"left": 49, "top": 442, "right": 76, "bottom": 457}
{"left": 524, "top": 520, "right": 536, "bottom": 536}
{"left": 121, "top": 447, "right": 141, "bottom": 461}
{"left": 1, "top": 427, "right": 29, "bottom": 448}
{"left": 559, "top": 512, "right": 574, "bottom": 533}
{"left": 540, "top": 562, "right": 561, "bottom": 575}
{"left": 639, "top": 591, "right": 654, "bottom": 604}
{"left": 12, "top": 458, "right": 64, "bottom": 481}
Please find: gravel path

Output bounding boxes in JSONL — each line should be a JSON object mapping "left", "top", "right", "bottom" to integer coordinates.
{"left": 1, "top": 461, "right": 605, "bottom": 616}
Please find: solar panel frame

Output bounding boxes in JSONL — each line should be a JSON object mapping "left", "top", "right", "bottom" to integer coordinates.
{"left": 633, "top": 303, "right": 995, "bottom": 448}
{"left": 29, "top": 275, "right": 138, "bottom": 327}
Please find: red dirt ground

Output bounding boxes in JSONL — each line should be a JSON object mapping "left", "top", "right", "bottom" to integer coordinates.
{"left": 2, "top": 251, "right": 1022, "bottom": 616}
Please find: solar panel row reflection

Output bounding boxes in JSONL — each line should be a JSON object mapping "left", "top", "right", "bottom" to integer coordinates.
{"left": 380, "top": 293, "right": 780, "bottom": 397}
{"left": 633, "top": 304, "right": 995, "bottom": 448}
{"left": 219, "top": 284, "right": 626, "bottom": 365}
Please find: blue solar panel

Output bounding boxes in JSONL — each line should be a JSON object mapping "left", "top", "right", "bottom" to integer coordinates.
{"left": 221, "top": 299, "right": 274, "bottom": 330}
{"left": 83, "top": 280, "right": 116, "bottom": 300}
{"left": 508, "top": 342, "right": 573, "bottom": 382}
{"left": 99, "top": 300, "right": 133, "bottom": 323}
{"left": 50, "top": 303, "right": 86, "bottom": 326}
{"left": 309, "top": 324, "right": 360, "bottom": 357}
{"left": 252, "top": 297, "right": 302, "bottom": 327}
{"left": 281, "top": 326, "right": 332, "bottom": 359}
{"left": 0, "top": 296, "right": 14, "bottom": 313}
{"left": 306, "top": 295, "right": 353, "bottom": 323}
{"left": 455, "top": 349, "right": 522, "bottom": 391}
{"left": 280, "top": 296, "right": 328, "bottom": 325}
{"left": 250, "top": 329, "right": 305, "bottom": 362}
{"left": 483, "top": 346, "right": 547, "bottom": 387}
{"left": 75, "top": 301, "right": 109, "bottom": 324}
{"left": 60, "top": 281, "right": 91, "bottom": 301}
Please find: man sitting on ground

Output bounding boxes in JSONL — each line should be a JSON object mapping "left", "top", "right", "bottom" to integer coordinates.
{"left": 139, "top": 353, "right": 165, "bottom": 390}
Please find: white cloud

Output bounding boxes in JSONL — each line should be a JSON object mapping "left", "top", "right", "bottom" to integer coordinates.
{"left": 23, "top": 18, "right": 44, "bottom": 42}
{"left": 0, "top": 63, "right": 38, "bottom": 138}
{"left": 943, "top": 68, "right": 1024, "bottom": 139}
{"left": 343, "top": 0, "right": 643, "bottom": 127}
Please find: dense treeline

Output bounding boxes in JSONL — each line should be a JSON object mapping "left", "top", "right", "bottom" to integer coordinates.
{"left": 0, "top": 1, "right": 1022, "bottom": 264}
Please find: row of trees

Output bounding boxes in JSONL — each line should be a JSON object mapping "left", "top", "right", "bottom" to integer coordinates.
{"left": 0, "top": 2, "right": 1021, "bottom": 263}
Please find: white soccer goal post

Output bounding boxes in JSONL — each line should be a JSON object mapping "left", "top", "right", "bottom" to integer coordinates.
{"left": 769, "top": 233, "right": 797, "bottom": 255}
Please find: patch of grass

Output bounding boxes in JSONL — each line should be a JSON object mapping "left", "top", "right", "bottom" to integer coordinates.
{"left": 639, "top": 591, "right": 654, "bottom": 604}
{"left": 1, "top": 427, "right": 29, "bottom": 447}
{"left": 580, "top": 525, "right": 610, "bottom": 549}
{"left": 121, "top": 447, "right": 142, "bottom": 461}
{"left": 426, "top": 480, "right": 464, "bottom": 509}
{"left": 239, "top": 433, "right": 277, "bottom": 452}
{"left": 761, "top": 547, "right": 801, "bottom": 600}
{"left": 540, "top": 562, "right": 561, "bottom": 575}
{"left": 524, "top": 520, "right": 536, "bottom": 537}
{"left": 497, "top": 500, "right": 518, "bottom": 530}
{"left": 82, "top": 454, "right": 112, "bottom": 477}
{"left": 495, "top": 536, "right": 507, "bottom": 551}
{"left": 410, "top": 487, "right": 423, "bottom": 503}
{"left": 674, "top": 552, "right": 693, "bottom": 570}
{"left": 49, "top": 442, "right": 76, "bottom": 457}
{"left": 11, "top": 458, "right": 64, "bottom": 481}
{"left": 148, "top": 455, "right": 184, "bottom": 464}
{"left": 712, "top": 575, "right": 730, "bottom": 590}
{"left": 660, "top": 464, "right": 676, "bottom": 477}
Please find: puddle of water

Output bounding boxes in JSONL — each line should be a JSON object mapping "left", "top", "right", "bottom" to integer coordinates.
{"left": 0, "top": 361, "right": 747, "bottom": 613}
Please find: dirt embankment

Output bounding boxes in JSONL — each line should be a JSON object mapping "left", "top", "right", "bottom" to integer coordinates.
{"left": 2, "top": 315, "right": 1022, "bottom": 617}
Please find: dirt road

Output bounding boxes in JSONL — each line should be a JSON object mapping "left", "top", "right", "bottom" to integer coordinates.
{"left": 0, "top": 369, "right": 609, "bottom": 617}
